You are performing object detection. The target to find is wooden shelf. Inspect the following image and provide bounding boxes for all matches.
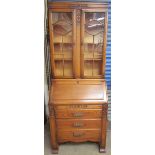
[84,58,102,61]
[84,42,103,44]
[53,36,72,43]
[53,52,72,60]
[83,52,102,60]
[53,76,74,79]
[84,36,103,44]
[54,42,73,44]
[83,42,103,44]
[83,75,103,78]
[54,58,72,61]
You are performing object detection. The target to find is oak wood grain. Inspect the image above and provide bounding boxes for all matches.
[48,1,109,154]
[54,104,102,110]
[56,118,101,130]
[55,109,102,119]
[57,129,101,143]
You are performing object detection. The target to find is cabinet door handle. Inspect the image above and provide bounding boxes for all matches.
[73,112,83,117]
[73,132,85,137]
[73,122,84,127]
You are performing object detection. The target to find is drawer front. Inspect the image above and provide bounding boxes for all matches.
[55,109,102,119]
[55,104,102,110]
[56,119,101,130]
[57,129,100,143]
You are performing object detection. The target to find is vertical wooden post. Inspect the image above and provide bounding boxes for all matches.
[80,10,85,78]
[49,105,59,154]
[72,9,76,78]
[75,9,81,78]
[99,103,108,153]
[102,11,108,78]
[48,11,56,78]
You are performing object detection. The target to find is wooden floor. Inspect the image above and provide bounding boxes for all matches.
[44,121,111,155]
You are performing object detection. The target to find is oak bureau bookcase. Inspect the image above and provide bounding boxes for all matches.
[48,1,108,153]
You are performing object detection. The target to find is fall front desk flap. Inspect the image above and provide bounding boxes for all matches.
[50,79,107,102]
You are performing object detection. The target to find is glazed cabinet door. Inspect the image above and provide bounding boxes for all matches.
[49,9,76,78]
[81,9,108,78]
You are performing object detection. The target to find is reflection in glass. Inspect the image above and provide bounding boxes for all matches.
[52,13,72,43]
[84,12,105,77]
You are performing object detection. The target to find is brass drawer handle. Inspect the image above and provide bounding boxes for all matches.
[73,122,84,127]
[73,112,83,117]
[73,132,85,137]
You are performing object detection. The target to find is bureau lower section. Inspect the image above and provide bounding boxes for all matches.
[49,104,108,154]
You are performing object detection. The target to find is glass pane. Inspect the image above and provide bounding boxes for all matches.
[83,12,105,77]
[64,61,73,76]
[85,13,104,37]
[51,12,73,77]
[93,60,102,76]
[55,60,73,77]
[84,60,102,76]
[84,60,93,76]
[52,13,72,43]
[55,60,63,76]
[54,43,72,60]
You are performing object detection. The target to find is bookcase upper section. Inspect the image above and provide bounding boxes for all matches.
[48,2,108,79]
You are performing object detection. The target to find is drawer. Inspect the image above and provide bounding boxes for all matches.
[55,109,102,119]
[57,129,100,143]
[54,104,102,110]
[56,119,101,129]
